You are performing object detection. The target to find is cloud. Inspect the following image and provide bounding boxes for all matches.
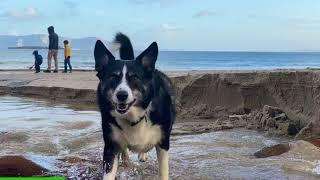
[193,10,219,18]
[160,23,182,32]
[0,7,40,20]
[63,0,78,15]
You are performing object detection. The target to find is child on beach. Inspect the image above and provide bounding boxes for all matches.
[29,50,43,73]
[63,40,72,73]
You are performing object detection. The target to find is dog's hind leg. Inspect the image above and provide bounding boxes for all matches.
[138,152,148,162]
[121,148,129,166]
[156,146,169,180]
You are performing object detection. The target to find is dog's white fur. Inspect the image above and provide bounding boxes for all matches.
[138,152,148,162]
[111,113,162,153]
[103,155,119,180]
[157,146,169,180]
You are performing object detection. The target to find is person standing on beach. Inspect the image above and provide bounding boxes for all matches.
[44,26,59,73]
[63,40,72,73]
[29,50,43,73]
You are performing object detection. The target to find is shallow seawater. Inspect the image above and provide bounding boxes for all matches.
[0,96,319,179]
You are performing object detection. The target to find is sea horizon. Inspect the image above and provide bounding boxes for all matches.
[1,49,320,71]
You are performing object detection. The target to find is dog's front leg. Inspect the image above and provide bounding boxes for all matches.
[103,154,119,180]
[103,145,120,180]
[156,145,169,180]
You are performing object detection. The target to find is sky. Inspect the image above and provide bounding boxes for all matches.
[0,0,320,51]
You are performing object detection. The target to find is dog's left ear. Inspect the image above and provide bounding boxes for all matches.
[136,42,158,71]
[94,40,115,72]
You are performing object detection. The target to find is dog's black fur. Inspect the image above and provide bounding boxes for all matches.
[114,33,134,60]
[94,33,175,178]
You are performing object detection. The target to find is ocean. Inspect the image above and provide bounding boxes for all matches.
[1,49,320,71]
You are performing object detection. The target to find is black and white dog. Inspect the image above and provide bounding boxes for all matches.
[94,33,175,180]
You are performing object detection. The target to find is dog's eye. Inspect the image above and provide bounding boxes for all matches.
[108,73,119,80]
[129,74,140,80]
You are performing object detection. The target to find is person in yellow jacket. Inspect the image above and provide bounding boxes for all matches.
[63,40,72,73]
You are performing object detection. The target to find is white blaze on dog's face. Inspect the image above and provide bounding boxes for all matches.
[111,65,136,114]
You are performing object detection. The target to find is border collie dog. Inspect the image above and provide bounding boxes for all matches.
[94,33,175,180]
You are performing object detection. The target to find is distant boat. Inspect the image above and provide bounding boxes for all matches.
[8,46,63,49]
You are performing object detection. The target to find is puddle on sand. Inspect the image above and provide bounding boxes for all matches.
[0,96,319,179]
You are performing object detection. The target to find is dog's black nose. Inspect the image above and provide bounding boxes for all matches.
[116,91,128,102]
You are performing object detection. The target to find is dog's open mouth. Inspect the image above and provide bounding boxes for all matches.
[115,99,136,114]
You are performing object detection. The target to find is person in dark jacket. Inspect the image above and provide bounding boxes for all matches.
[29,50,43,73]
[44,26,59,73]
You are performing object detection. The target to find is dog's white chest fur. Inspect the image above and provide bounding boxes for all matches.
[111,115,162,153]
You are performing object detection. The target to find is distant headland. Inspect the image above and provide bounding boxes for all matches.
[8,46,63,49]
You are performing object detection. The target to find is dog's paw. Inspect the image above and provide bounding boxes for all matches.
[138,153,148,162]
[120,150,130,167]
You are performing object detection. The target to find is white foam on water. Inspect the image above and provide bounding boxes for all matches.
[312,160,320,175]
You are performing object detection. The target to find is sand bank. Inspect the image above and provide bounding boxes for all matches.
[0,69,319,138]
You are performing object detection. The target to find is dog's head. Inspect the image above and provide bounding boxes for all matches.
[94,34,158,119]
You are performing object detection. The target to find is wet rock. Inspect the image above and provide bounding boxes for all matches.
[262,105,283,118]
[287,123,299,135]
[254,143,290,158]
[0,156,48,176]
[275,122,299,136]
[305,139,320,148]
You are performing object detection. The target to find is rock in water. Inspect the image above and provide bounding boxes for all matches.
[305,139,320,148]
[254,143,290,158]
[0,156,48,176]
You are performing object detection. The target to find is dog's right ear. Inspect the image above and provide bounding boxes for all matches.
[94,40,115,72]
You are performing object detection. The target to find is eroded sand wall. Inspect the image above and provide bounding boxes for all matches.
[172,71,320,137]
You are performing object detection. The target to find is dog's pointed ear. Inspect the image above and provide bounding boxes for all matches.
[94,40,115,71]
[136,42,158,71]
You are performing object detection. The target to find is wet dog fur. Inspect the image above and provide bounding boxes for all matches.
[94,33,175,180]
